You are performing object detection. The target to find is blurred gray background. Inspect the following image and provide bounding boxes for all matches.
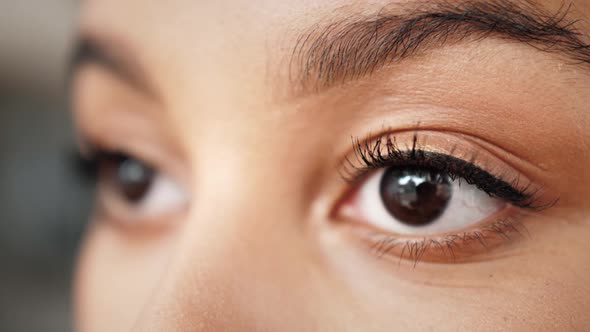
[0,1,91,331]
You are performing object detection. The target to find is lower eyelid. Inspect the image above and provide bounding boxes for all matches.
[330,130,561,265]
[343,210,531,264]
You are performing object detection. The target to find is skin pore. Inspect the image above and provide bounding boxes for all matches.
[71,0,590,331]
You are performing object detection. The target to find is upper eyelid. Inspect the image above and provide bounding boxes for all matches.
[339,131,556,210]
[351,150,530,204]
[78,138,190,186]
[338,130,532,181]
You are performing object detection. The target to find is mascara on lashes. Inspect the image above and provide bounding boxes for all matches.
[341,133,548,210]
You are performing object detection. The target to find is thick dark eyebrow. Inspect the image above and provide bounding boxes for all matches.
[292,0,590,93]
[68,36,156,97]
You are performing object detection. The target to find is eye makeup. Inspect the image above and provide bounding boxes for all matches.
[340,131,554,210]
[334,130,558,264]
[359,213,532,265]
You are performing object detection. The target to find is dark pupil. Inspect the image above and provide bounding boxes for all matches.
[108,156,154,203]
[379,168,452,226]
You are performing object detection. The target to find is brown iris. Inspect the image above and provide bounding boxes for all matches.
[103,155,155,203]
[379,168,452,226]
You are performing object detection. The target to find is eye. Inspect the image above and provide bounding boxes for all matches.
[334,132,554,263]
[348,166,506,236]
[92,152,189,224]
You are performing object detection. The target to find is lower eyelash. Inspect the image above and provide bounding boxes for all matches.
[365,214,530,266]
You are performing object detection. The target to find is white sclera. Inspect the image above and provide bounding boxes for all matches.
[356,168,504,235]
[132,174,189,217]
[102,168,189,223]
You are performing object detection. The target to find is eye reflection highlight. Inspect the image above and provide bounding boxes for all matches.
[379,168,452,227]
[333,131,553,263]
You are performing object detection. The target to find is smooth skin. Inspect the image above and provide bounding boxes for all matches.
[72,0,590,331]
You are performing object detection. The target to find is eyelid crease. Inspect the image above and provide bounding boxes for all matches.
[357,126,550,175]
[451,131,551,173]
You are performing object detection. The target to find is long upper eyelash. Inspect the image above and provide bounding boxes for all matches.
[341,132,552,210]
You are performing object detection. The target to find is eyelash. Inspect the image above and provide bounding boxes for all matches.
[339,131,557,264]
[365,214,529,266]
[341,132,549,210]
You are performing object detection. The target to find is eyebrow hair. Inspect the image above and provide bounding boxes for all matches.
[69,36,156,97]
[292,0,590,93]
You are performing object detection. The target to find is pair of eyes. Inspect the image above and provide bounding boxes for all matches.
[93,151,505,239]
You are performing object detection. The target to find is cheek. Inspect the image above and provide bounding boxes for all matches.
[74,221,176,331]
[321,215,590,331]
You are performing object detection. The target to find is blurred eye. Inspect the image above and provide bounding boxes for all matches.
[94,152,189,224]
[348,167,505,236]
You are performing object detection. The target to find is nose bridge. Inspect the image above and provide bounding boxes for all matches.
[133,154,314,331]
[131,36,330,326]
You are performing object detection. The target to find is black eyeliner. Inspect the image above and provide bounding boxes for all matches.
[342,133,547,210]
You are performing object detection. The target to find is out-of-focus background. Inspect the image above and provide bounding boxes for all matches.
[0,1,91,331]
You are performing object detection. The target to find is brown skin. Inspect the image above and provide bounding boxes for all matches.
[72,0,590,331]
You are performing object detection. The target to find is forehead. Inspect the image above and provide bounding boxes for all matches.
[77,0,587,104]
[77,1,289,102]
[78,0,364,59]
[76,0,384,109]
[79,0,386,29]
[77,0,388,82]
[78,0,579,43]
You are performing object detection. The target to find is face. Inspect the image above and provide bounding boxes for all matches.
[71,0,590,330]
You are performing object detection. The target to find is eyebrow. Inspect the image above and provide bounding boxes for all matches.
[69,36,156,97]
[292,0,590,93]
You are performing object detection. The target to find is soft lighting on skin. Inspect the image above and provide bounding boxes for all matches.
[71,0,590,330]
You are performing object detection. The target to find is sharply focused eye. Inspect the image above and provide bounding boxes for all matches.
[335,132,550,263]
[91,152,189,224]
[349,166,505,236]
